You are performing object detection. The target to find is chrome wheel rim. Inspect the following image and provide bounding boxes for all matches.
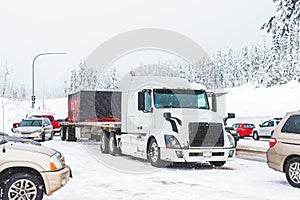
[289,162,300,184]
[109,136,114,152]
[100,135,105,150]
[8,179,37,200]
[150,142,159,162]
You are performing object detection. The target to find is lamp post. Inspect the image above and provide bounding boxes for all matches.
[31,52,67,109]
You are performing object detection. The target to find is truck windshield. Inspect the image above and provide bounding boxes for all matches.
[153,89,209,109]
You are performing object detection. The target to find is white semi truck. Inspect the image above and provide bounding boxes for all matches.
[61,75,235,167]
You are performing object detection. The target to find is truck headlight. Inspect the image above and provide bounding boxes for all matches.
[15,131,20,134]
[227,134,235,148]
[50,152,63,170]
[164,135,181,149]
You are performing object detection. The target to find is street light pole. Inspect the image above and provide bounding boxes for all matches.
[31,52,67,109]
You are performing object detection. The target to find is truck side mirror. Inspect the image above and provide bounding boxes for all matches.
[138,92,145,111]
[227,113,235,119]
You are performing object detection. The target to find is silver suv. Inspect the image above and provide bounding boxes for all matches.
[267,111,300,188]
[13,118,53,141]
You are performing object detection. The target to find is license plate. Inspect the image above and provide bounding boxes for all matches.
[203,151,212,157]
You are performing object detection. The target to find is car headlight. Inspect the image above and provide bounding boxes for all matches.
[33,129,42,134]
[50,152,63,170]
[227,134,235,148]
[15,131,20,134]
[164,135,181,148]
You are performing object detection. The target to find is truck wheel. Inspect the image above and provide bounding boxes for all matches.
[209,161,226,167]
[2,172,44,200]
[108,132,120,156]
[147,138,168,168]
[285,157,300,188]
[253,131,259,140]
[100,131,109,154]
[61,126,66,141]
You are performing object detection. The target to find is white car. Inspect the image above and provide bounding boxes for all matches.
[14,118,53,141]
[252,118,281,140]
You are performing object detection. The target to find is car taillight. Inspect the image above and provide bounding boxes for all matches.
[269,138,277,148]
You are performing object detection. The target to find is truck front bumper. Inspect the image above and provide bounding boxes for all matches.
[160,147,235,163]
[41,165,72,196]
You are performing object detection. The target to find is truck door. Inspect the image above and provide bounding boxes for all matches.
[131,89,153,155]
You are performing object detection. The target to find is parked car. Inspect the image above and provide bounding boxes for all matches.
[267,111,300,188]
[0,138,71,199]
[232,123,255,138]
[0,132,41,145]
[251,118,282,140]
[13,118,53,141]
[29,114,61,133]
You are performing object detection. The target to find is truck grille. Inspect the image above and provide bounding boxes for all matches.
[189,122,224,147]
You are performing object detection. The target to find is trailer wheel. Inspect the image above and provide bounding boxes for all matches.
[61,126,66,141]
[66,126,76,142]
[109,132,121,156]
[100,131,109,154]
[147,138,168,168]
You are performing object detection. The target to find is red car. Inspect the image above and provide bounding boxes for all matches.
[232,123,255,138]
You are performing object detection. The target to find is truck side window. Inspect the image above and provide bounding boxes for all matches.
[138,90,152,112]
[144,91,152,112]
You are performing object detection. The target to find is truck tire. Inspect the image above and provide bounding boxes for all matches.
[66,126,76,142]
[108,132,120,156]
[253,131,259,140]
[2,172,44,200]
[285,157,300,188]
[209,161,226,167]
[61,126,66,141]
[147,138,168,168]
[100,131,109,154]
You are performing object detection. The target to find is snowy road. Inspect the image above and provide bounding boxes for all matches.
[43,137,299,200]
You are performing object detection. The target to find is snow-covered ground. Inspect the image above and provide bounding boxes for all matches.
[41,137,299,200]
[0,81,300,199]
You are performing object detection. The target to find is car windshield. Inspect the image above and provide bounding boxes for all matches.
[19,120,42,127]
[153,89,209,109]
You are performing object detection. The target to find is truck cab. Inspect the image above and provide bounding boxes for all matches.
[117,76,235,167]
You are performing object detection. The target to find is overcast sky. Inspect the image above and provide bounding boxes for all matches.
[0,0,275,97]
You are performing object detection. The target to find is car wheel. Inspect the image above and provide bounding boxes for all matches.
[41,132,45,142]
[108,132,120,156]
[253,131,259,140]
[49,132,53,140]
[209,161,226,167]
[2,172,44,200]
[285,157,300,188]
[147,138,169,168]
[100,131,109,154]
